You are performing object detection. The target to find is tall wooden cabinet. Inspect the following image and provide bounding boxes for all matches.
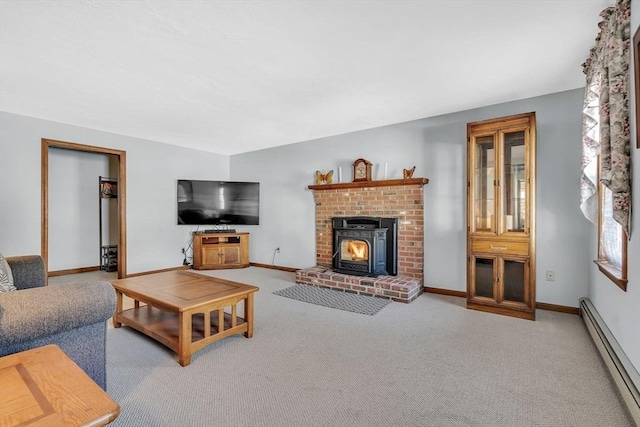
[467,112,536,320]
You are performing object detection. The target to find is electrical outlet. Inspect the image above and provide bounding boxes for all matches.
[545,270,555,281]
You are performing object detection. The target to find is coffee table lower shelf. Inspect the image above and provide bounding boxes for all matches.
[111,270,258,366]
[116,305,250,366]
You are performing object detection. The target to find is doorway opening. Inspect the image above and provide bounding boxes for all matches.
[41,139,127,279]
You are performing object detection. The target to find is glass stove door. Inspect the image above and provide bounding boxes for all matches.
[341,239,369,261]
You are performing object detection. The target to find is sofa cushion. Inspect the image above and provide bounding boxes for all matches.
[0,253,17,292]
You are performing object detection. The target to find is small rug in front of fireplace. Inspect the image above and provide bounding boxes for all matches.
[273,285,391,316]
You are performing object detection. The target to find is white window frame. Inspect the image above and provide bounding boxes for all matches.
[595,157,628,291]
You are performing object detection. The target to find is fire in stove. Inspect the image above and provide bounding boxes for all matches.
[344,240,368,261]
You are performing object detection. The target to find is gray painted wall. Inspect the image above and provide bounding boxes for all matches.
[232,89,590,306]
[1,84,636,374]
[0,111,230,273]
[232,87,639,372]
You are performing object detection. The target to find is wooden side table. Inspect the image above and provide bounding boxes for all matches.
[0,345,120,426]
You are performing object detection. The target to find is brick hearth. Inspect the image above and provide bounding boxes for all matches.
[296,266,422,303]
[299,178,429,303]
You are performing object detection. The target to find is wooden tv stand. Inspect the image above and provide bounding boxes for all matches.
[192,232,249,270]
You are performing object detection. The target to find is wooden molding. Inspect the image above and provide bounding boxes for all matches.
[536,302,580,316]
[125,264,298,279]
[124,265,190,278]
[250,262,298,273]
[48,266,99,277]
[126,264,299,277]
[424,287,466,298]
[308,177,428,191]
[425,286,579,315]
[42,138,127,279]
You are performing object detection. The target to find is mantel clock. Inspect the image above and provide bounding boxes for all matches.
[352,158,372,182]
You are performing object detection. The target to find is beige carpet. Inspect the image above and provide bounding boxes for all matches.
[62,267,635,426]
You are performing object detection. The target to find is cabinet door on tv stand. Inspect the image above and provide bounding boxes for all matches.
[202,246,223,267]
[220,246,241,266]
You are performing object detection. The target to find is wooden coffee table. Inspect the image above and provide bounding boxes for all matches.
[0,345,120,426]
[111,270,259,366]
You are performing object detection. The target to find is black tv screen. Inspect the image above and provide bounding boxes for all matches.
[177,180,259,225]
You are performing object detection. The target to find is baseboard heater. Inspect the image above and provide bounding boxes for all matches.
[580,298,640,424]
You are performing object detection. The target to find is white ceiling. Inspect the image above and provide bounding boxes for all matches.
[0,0,610,155]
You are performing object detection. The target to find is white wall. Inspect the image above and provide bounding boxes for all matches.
[0,111,230,273]
[586,1,640,374]
[232,89,590,308]
[49,148,109,270]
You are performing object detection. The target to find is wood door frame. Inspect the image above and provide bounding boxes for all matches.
[41,139,127,278]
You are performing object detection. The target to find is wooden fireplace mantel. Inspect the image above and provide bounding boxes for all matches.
[308,177,428,191]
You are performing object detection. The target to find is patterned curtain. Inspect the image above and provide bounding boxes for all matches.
[580,0,631,237]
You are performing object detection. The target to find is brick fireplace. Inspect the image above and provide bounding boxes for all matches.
[296,178,429,303]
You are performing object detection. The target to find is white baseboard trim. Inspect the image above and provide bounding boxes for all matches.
[579,298,640,425]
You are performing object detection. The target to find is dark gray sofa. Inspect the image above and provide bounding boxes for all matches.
[0,255,116,390]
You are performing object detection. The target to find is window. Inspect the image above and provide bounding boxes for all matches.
[580,0,631,292]
[595,176,628,291]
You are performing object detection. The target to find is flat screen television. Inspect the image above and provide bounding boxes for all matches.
[177,180,260,225]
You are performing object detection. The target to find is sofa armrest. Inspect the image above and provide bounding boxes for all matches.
[6,256,46,290]
[0,281,116,348]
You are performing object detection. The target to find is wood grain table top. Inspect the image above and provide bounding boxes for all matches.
[111,270,259,311]
[0,345,120,427]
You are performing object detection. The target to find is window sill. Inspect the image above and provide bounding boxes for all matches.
[594,260,628,291]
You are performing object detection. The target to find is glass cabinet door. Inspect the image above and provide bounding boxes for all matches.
[502,131,527,233]
[472,135,496,233]
[500,257,527,304]
[471,256,528,305]
[471,255,497,301]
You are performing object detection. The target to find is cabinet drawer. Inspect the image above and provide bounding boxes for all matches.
[471,239,529,256]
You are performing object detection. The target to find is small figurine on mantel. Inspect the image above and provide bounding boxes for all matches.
[403,166,416,179]
[315,170,334,185]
